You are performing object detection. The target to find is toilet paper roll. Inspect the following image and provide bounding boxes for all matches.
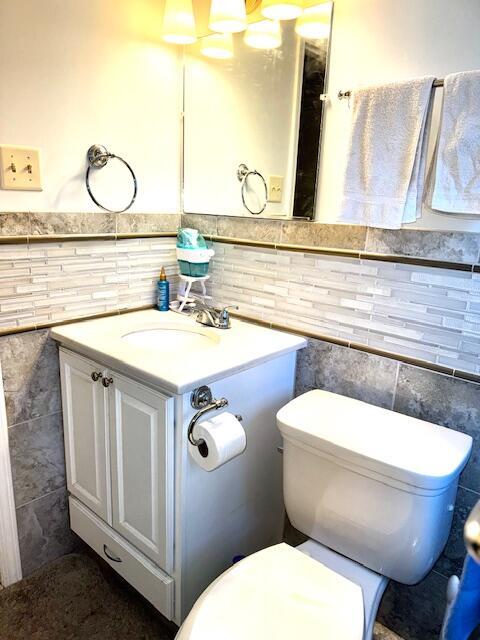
[188,411,246,472]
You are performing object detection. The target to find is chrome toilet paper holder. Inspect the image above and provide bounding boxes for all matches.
[188,385,242,452]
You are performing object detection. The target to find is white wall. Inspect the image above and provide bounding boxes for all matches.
[0,0,182,213]
[316,0,480,231]
[183,22,302,218]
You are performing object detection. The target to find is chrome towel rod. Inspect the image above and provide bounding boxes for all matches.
[338,78,445,100]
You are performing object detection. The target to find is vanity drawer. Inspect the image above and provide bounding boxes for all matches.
[69,496,174,620]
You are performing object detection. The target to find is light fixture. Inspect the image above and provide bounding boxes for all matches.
[200,33,234,59]
[261,0,303,21]
[295,2,331,39]
[209,0,247,33]
[161,0,197,44]
[243,19,282,49]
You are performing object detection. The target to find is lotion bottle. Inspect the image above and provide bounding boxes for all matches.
[157,266,170,311]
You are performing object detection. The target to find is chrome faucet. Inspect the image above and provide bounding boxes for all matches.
[194,302,238,329]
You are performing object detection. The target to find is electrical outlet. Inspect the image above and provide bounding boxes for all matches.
[268,175,283,203]
[0,146,42,191]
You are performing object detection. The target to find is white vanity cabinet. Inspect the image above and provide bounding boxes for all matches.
[59,348,175,619]
[53,309,306,626]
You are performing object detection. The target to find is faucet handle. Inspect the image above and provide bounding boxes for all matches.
[219,305,238,328]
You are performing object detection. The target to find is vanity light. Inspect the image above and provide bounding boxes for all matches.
[243,19,282,49]
[295,2,331,39]
[162,0,197,44]
[200,33,234,59]
[261,0,303,21]
[209,0,247,33]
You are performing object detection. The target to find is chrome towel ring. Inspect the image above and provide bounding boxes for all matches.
[237,163,268,215]
[85,144,138,213]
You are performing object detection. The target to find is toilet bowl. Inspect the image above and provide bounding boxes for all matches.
[176,390,472,640]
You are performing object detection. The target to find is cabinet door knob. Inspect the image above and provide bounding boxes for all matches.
[102,377,114,388]
[91,371,102,382]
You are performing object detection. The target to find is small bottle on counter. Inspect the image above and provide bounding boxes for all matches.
[157,266,170,311]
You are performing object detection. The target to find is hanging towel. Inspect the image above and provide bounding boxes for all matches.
[428,69,480,214]
[441,554,480,640]
[337,77,435,229]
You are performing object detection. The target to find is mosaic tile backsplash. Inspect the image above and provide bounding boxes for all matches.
[0,237,177,329]
[209,242,480,375]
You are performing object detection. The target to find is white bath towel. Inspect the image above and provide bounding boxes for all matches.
[428,70,480,214]
[337,77,435,229]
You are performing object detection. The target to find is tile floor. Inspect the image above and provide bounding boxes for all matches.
[0,553,403,640]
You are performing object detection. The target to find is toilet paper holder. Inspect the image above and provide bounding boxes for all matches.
[188,385,242,449]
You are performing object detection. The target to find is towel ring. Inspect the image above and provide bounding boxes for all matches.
[85,144,138,213]
[237,163,268,216]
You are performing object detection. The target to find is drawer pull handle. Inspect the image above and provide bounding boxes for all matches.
[91,371,103,382]
[103,544,122,563]
[102,377,114,388]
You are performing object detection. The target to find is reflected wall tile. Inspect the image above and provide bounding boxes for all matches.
[295,337,398,409]
[393,365,480,490]
[280,221,366,249]
[16,487,75,577]
[9,412,66,507]
[0,329,61,426]
[366,228,480,264]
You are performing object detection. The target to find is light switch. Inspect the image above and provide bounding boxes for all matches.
[0,146,42,191]
[268,175,283,203]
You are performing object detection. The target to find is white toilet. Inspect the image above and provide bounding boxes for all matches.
[176,390,472,640]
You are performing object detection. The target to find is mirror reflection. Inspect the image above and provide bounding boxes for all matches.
[183,3,333,220]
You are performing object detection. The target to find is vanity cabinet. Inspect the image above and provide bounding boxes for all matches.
[53,309,306,626]
[59,348,175,616]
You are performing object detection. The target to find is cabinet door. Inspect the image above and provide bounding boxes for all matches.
[59,349,110,522]
[109,373,174,573]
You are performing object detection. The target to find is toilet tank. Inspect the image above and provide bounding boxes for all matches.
[277,390,472,585]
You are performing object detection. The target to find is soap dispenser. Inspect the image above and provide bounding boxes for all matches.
[157,266,170,311]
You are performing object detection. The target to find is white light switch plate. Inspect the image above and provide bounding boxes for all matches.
[268,175,283,203]
[0,146,42,191]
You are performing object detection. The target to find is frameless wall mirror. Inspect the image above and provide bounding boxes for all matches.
[183,1,333,220]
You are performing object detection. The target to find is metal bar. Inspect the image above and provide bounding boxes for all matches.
[338,78,445,100]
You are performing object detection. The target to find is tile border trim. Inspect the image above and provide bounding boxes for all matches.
[0,231,476,272]
[1,304,478,386]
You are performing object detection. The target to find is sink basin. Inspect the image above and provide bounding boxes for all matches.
[122,325,219,353]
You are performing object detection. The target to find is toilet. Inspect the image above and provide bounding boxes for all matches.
[176,390,472,640]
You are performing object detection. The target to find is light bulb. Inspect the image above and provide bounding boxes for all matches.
[162,0,197,44]
[244,20,282,49]
[295,3,331,39]
[261,0,303,21]
[200,33,234,59]
[209,0,247,33]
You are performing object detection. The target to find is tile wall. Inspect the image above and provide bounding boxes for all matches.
[0,237,177,331]
[209,242,480,376]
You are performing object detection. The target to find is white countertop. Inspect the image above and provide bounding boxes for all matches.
[51,310,306,394]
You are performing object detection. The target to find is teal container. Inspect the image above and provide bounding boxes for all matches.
[157,266,169,311]
[178,260,209,277]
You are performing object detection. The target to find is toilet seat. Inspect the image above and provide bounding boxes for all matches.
[175,543,364,640]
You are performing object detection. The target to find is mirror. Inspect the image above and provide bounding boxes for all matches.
[183,4,333,220]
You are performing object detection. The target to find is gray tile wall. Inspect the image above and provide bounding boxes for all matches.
[296,337,480,640]
[0,329,75,577]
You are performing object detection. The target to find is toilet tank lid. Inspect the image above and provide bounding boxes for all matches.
[277,390,472,491]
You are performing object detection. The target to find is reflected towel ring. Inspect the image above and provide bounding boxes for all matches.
[237,163,268,216]
[85,144,138,213]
